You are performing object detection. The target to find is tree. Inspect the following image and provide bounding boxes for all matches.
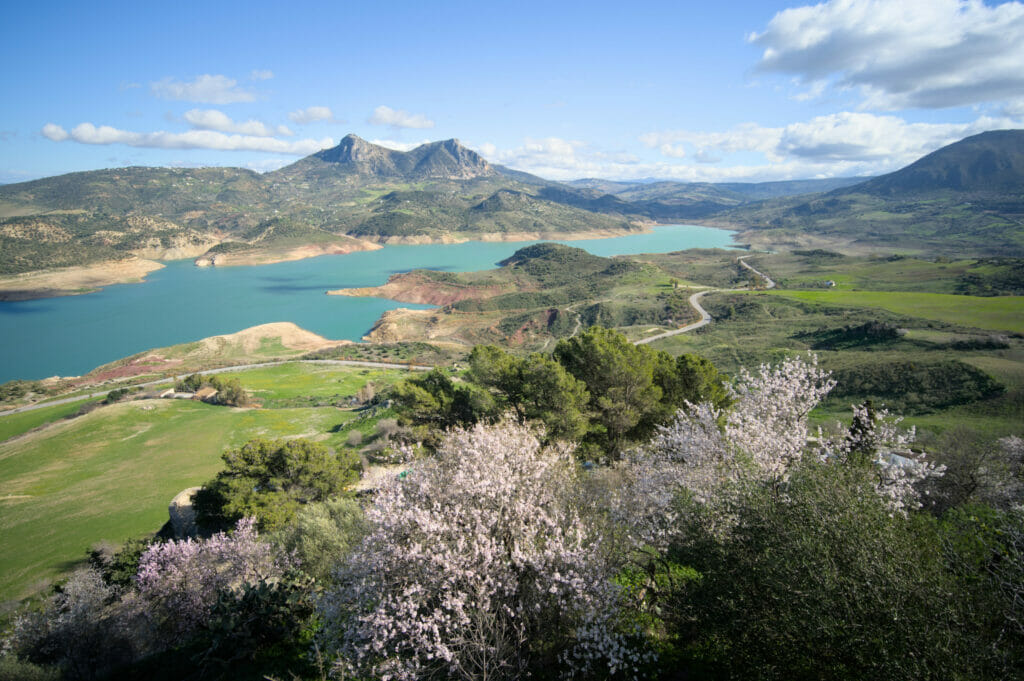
[319,421,642,681]
[554,327,666,458]
[391,367,497,432]
[667,461,972,681]
[135,518,294,645]
[468,345,590,441]
[193,439,359,531]
[269,497,369,582]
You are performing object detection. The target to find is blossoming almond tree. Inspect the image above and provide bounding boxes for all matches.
[320,421,643,681]
[136,517,294,643]
[615,355,943,549]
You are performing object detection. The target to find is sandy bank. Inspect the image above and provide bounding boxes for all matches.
[194,239,381,267]
[328,271,514,305]
[0,258,165,301]
[364,226,650,246]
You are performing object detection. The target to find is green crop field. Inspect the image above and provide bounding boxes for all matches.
[229,363,408,406]
[763,290,1024,334]
[0,398,98,443]
[0,362,405,606]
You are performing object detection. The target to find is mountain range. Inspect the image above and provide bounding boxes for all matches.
[714,130,1024,255]
[1,130,1022,276]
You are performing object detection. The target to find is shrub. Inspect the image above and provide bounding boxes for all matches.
[320,421,644,680]
[193,438,359,531]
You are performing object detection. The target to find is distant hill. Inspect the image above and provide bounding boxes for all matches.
[855,130,1024,196]
[3,130,1022,276]
[567,176,871,220]
[0,137,637,276]
[717,130,1024,256]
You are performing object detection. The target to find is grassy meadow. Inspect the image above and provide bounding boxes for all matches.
[0,362,397,607]
[765,290,1024,335]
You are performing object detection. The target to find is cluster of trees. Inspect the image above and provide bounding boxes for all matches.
[4,343,1023,680]
[173,373,248,407]
[393,327,729,458]
[193,438,361,532]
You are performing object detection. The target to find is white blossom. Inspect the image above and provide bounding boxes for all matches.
[320,421,644,680]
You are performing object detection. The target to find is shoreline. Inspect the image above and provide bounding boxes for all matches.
[0,258,165,302]
[1,223,740,302]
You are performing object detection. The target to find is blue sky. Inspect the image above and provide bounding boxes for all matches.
[2,0,1022,183]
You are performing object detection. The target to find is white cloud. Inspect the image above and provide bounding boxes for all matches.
[482,112,1022,182]
[474,137,643,180]
[43,122,333,155]
[369,105,435,129]
[150,74,255,104]
[183,109,292,137]
[750,0,1024,110]
[41,123,69,141]
[250,69,274,81]
[641,112,1024,171]
[640,123,784,161]
[289,106,334,124]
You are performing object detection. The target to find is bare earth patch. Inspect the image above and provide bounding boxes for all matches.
[328,271,515,305]
[194,239,382,267]
[0,257,165,301]
[199,322,351,354]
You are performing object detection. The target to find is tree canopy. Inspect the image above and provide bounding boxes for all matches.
[193,438,360,531]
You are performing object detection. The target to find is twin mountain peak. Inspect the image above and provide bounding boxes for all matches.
[287,135,496,181]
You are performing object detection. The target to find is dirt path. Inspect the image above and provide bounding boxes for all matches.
[633,254,774,346]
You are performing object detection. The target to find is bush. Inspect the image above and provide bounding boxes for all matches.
[319,421,643,680]
[269,498,368,582]
[667,462,972,681]
[193,439,360,531]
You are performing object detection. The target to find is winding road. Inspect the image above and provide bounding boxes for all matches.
[634,255,774,346]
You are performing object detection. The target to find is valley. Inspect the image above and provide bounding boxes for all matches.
[1,127,1022,677]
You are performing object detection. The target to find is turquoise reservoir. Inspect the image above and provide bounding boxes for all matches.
[0,225,737,382]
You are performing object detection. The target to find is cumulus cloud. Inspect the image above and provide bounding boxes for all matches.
[645,112,1022,165]
[41,123,69,141]
[183,109,291,137]
[250,69,274,80]
[151,74,255,104]
[749,0,1024,110]
[42,122,333,155]
[474,137,644,180]
[640,123,784,161]
[479,111,1021,182]
[369,105,435,129]
[289,106,334,124]
[640,112,1023,178]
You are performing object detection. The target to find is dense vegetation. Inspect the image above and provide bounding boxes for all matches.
[3,348,1021,681]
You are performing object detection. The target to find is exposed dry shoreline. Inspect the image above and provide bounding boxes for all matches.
[194,239,382,267]
[363,225,653,246]
[2,223,735,302]
[0,258,165,302]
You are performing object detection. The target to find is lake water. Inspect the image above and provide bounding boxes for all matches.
[0,225,737,382]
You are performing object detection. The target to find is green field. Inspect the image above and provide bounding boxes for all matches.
[229,363,408,407]
[0,398,98,443]
[0,362,392,607]
[764,290,1024,334]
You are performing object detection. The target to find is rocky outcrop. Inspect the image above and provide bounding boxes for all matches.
[168,486,202,538]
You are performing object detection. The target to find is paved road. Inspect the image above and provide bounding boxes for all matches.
[0,359,434,417]
[635,289,714,345]
[633,254,774,346]
[738,255,776,289]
